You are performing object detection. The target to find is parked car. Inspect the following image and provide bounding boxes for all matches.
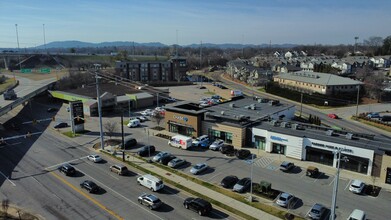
[127,119,141,128]
[152,152,171,163]
[192,135,210,147]
[123,137,137,149]
[110,164,128,175]
[235,149,251,159]
[308,203,326,220]
[160,155,177,165]
[80,180,100,193]
[367,112,380,119]
[136,116,147,122]
[168,158,187,168]
[141,109,153,116]
[220,145,234,154]
[190,163,208,175]
[54,122,68,129]
[137,145,156,157]
[138,193,162,210]
[327,113,339,119]
[220,175,239,189]
[209,139,224,151]
[58,164,76,176]
[233,177,251,193]
[280,161,295,172]
[183,197,212,216]
[347,209,366,220]
[306,166,320,177]
[349,179,365,194]
[276,192,295,208]
[87,154,103,163]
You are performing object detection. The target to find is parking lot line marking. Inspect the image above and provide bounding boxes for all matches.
[314,173,323,183]
[0,171,16,186]
[50,172,124,220]
[329,177,335,186]
[345,179,352,191]
[300,172,307,178]
[207,172,222,182]
[45,156,87,170]
[76,167,165,220]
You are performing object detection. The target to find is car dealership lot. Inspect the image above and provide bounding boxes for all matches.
[125,125,391,220]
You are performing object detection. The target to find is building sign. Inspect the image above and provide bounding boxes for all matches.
[71,101,84,125]
[312,142,353,153]
[173,115,188,122]
[270,135,288,142]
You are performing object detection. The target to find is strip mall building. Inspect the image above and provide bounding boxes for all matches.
[164,96,391,183]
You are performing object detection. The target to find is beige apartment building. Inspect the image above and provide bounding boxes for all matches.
[273,71,363,95]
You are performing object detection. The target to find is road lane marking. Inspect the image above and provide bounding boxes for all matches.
[50,172,124,220]
[0,171,16,186]
[45,156,87,170]
[76,167,164,220]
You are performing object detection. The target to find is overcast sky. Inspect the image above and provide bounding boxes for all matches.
[0,0,390,48]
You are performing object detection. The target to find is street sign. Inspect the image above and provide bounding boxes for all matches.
[21,68,32,73]
[40,68,51,73]
[71,101,84,125]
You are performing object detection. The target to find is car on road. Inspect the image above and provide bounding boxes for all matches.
[209,139,224,151]
[280,161,295,172]
[54,122,68,129]
[276,192,295,208]
[47,107,58,113]
[137,145,156,157]
[190,163,208,175]
[110,164,128,175]
[80,180,100,193]
[152,151,171,163]
[138,193,162,210]
[327,113,339,119]
[160,155,176,165]
[349,179,365,194]
[183,197,212,216]
[235,149,251,159]
[233,177,251,193]
[87,154,103,163]
[308,203,326,220]
[168,158,187,168]
[58,164,76,176]
[220,175,239,189]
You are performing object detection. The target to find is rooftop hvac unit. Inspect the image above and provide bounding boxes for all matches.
[270,120,278,126]
[221,111,225,115]
[244,106,250,109]
[280,122,288,128]
[291,124,298,130]
[326,130,334,136]
[346,133,354,140]
[251,106,256,110]
[229,103,235,108]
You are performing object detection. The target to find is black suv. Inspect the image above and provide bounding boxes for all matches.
[235,149,251,159]
[280,161,295,172]
[58,164,76,176]
[123,137,137,149]
[183,197,212,216]
[80,180,100,193]
[160,155,176,165]
[220,145,234,155]
[137,145,156,157]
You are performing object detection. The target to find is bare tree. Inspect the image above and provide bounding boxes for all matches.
[103,120,117,140]
[2,198,9,217]
[151,112,164,128]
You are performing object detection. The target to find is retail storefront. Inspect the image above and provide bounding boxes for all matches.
[164,106,205,138]
[252,126,375,176]
[202,121,245,148]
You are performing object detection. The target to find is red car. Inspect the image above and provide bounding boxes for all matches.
[327,114,338,119]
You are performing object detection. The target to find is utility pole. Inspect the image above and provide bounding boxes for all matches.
[355,85,360,117]
[156,93,159,108]
[121,111,125,161]
[94,66,104,150]
[200,40,203,87]
[249,153,255,202]
[15,24,21,71]
[43,24,47,54]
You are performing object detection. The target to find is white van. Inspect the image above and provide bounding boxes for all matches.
[137,174,164,192]
[168,135,193,149]
[230,90,243,97]
[127,119,140,128]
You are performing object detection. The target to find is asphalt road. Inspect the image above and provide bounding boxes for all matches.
[0,99,235,220]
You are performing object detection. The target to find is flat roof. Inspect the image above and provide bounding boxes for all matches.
[206,97,295,122]
[164,101,209,115]
[254,121,391,153]
[63,83,141,98]
[274,71,364,86]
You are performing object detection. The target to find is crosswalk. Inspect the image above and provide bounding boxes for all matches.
[254,157,275,168]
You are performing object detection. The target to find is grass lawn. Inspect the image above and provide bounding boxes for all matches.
[0,78,17,92]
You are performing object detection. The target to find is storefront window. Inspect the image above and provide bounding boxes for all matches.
[340,154,369,174]
[306,147,334,166]
[254,136,266,150]
[208,129,232,144]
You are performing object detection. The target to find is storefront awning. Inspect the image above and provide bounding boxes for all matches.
[168,121,194,128]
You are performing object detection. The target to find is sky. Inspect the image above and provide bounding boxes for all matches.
[0,0,390,48]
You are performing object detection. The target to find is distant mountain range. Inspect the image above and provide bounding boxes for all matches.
[33,40,297,49]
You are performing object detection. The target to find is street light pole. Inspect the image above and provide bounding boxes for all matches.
[15,24,21,71]
[95,69,105,150]
[249,153,255,202]
[330,149,348,220]
[42,24,47,54]
[355,85,360,117]
[121,111,125,161]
